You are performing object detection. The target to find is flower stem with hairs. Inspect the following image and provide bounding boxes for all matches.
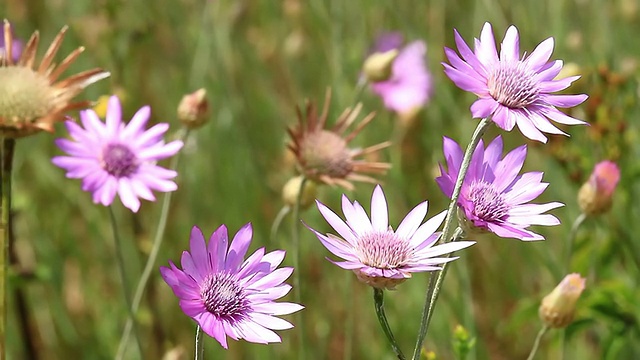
[374,288,406,360]
[412,117,492,359]
[195,325,204,360]
[564,213,587,273]
[108,206,143,358]
[527,325,549,360]
[292,176,307,360]
[0,138,16,357]
[116,128,190,359]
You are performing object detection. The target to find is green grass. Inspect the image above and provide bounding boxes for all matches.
[3,0,640,358]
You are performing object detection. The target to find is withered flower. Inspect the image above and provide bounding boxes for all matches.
[287,90,391,190]
[0,20,109,138]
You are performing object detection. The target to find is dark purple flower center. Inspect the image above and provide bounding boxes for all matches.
[101,143,138,177]
[488,62,539,109]
[200,273,250,320]
[467,180,510,222]
[355,231,412,269]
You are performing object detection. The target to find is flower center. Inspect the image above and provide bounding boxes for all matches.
[200,273,250,320]
[300,130,353,179]
[487,62,539,109]
[101,143,139,177]
[0,67,54,124]
[467,181,510,222]
[355,231,412,269]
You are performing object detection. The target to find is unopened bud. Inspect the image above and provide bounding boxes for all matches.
[282,176,317,210]
[363,49,398,83]
[178,88,209,129]
[452,325,475,359]
[578,160,620,216]
[539,273,586,328]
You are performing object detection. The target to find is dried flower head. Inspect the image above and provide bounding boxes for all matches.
[578,160,620,215]
[306,185,475,290]
[287,90,391,190]
[443,22,588,142]
[0,20,109,138]
[539,273,586,328]
[161,224,304,348]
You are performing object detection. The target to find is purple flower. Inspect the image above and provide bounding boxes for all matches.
[371,36,433,114]
[160,224,303,349]
[0,23,23,62]
[307,185,475,290]
[443,22,588,143]
[52,96,183,212]
[436,136,563,241]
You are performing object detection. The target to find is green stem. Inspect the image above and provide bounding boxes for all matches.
[564,213,587,274]
[526,325,549,360]
[291,176,307,360]
[373,288,406,360]
[412,117,492,360]
[269,205,290,245]
[108,206,143,359]
[194,325,204,360]
[116,128,190,359]
[344,272,354,360]
[0,138,15,358]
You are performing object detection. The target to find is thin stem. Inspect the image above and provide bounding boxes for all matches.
[108,207,143,358]
[564,213,587,274]
[412,116,492,360]
[0,138,15,359]
[291,176,307,360]
[526,325,549,360]
[373,288,406,360]
[116,128,190,359]
[194,325,204,360]
[269,205,290,245]
[344,272,354,360]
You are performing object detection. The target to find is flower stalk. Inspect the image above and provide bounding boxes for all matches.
[291,176,307,360]
[195,325,204,360]
[374,288,406,360]
[412,117,492,359]
[526,325,549,360]
[0,138,16,357]
[116,128,190,359]
[108,206,143,359]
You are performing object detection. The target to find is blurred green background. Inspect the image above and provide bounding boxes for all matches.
[2,0,640,359]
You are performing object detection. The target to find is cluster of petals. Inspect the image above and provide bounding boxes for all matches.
[443,22,588,142]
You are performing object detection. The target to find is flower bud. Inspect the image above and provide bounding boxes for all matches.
[362,49,398,83]
[282,176,317,210]
[539,273,586,328]
[452,324,475,359]
[177,88,209,129]
[578,160,620,216]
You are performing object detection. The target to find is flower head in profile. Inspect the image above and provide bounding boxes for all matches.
[1,22,23,62]
[307,185,475,290]
[436,136,562,241]
[539,273,586,328]
[52,96,183,212]
[578,160,620,215]
[287,89,391,190]
[443,22,588,142]
[0,20,109,138]
[370,33,433,115]
[160,224,303,349]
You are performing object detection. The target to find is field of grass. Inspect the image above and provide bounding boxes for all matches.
[2,0,640,359]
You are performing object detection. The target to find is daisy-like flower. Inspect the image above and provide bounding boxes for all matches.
[306,185,475,290]
[287,89,391,190]
[52,96,183,212]
[436,135,563,241]
[443,22,588,143]
[370,34,433,115]
[0,20,109,138]
[160,224,304,348]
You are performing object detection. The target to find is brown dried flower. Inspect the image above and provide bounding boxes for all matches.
[287,90,391,190]
[0,20,109,138]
